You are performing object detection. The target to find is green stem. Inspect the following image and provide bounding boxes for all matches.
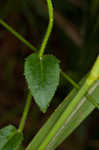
[61,71,79,89]
[39,0,54,59]
[61,70,99,110]
[0,19,37,52]
[18,92,32,132]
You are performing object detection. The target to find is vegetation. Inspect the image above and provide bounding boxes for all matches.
[0,0,99,150]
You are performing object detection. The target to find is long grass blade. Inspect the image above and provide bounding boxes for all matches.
[26,77,99,150]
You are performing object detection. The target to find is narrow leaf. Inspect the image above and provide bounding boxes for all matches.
[46,81,99,150]
[26,77,99,150]
[24,53,60,113]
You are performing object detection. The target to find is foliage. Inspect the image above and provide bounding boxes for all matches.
[24,53,60,112]
[0,0,99,150]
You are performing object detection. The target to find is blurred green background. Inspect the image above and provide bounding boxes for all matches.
[0,0,99,149]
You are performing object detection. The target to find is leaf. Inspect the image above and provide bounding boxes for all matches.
[26,76,99,150]
[46,81,99,150]
[24,53,60,113]
[0,125,16,149]
[0,125,23,150]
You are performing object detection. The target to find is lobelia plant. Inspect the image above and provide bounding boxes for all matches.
[0,0,99,150]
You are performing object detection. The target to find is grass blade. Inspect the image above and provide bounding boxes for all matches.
[26,77,99,150]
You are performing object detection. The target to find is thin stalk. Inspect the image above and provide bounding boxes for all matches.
[39,0,54,59]
[18,92,32,132]
[61,70,99,110]
[38,56,99,150]
[0,19,37,52]
[61,71,79,89]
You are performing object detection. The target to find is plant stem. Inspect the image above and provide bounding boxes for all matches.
[18,92,32,132]
[0,19,37,52]
[38,56,99,150]
[61,70,79,89]
[61,70,99,110]
[39,0,54,59]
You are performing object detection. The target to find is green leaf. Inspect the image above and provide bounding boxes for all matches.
[0,125,23,150]
[24,53,60,113]
[26,77,99,150]
[0,125,16,149]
